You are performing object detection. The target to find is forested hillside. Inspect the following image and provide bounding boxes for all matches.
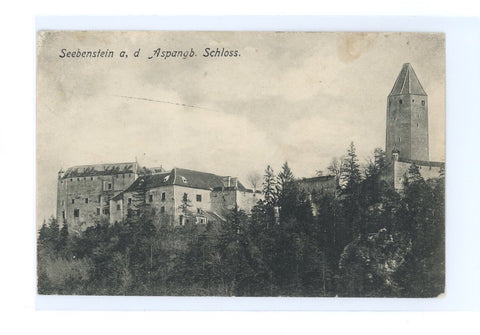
[37,144,444,297]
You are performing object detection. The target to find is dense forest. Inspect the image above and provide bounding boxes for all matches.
[37,143,445,297]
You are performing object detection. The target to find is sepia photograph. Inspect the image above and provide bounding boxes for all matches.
[36,31,445,297]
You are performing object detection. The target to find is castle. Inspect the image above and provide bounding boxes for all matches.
[56,163,262,231]
[381,63,444,190]
[55,63,443,230]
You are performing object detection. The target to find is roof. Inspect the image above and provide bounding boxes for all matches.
[296,175,336,184]
[389,63,427,96]
[62,162,137,179]
[113,168,249,200]
[397,158,445,168]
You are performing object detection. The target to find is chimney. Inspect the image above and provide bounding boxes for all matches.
[223,176,231,188]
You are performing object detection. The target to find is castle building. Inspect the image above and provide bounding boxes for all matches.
[382,63,444,190]
[56,162,139,231]
[109,167,262,226]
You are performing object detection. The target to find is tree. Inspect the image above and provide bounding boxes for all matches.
[263,165,277,207]
[339,142,364,239]
[178,193,193,225]
[327,156,344,191]
[247,171,262,192]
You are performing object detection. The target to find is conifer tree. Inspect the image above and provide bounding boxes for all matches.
[263,165,277,207]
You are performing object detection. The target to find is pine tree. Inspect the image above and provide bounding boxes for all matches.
[263,165,277,207]
[340,142,364,239]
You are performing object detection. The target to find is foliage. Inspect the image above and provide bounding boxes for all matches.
[38,144,444,297]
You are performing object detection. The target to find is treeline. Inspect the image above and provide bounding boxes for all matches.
[37,143,444,297]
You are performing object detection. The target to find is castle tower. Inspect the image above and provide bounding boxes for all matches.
[386,63,429,162]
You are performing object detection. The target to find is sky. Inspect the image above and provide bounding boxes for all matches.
[36,31,445,225]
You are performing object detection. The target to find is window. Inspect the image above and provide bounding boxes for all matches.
[85,198,89,204]
[77,178,80,181]
[98,195,101,203]
[74,209,80,218]
[61,200,64,206]
[161,192,166,201]
[70,178,73,182]
[421,100,425,106]
[108,183,112,190]
[62,211,65,219]
[128,198,132,205]
[181,176,187,183]
[417,123,419,128]
[149,194,153,202]
[196,194,202,202]
[399,99,403,104]
[91,177,93,180]
[117,204,121,210]
[83,177,86,181]
[116,175,119,178]
[96,208,100,215]
[398,137,401,142]
[163,175,170,182]
[160,206,165,213]
[103,208,110,215]
[179,215,184,226]
[71,199,75,204]
[197,208,201,214]
[412,99,415,103]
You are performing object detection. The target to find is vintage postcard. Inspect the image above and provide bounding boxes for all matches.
[36,31,445,297]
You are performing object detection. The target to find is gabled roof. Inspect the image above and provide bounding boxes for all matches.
[115,168,249,198]
[389,63,427,96]
[62,162,137,179]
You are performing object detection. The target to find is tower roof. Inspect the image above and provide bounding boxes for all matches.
[389,63,427,96]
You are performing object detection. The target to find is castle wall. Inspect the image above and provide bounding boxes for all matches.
[296,176,336,196]
[211,188,237,217]
[386,94,429,161]
[393,160,443,191]
[236,190,262,214]
[57,172,137,232]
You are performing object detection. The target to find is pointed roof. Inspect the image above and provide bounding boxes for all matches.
[389,63,427,96]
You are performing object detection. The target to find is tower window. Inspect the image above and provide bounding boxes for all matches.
[421,100,425,106]
[74,209,80,218]
[399,99,403,104]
